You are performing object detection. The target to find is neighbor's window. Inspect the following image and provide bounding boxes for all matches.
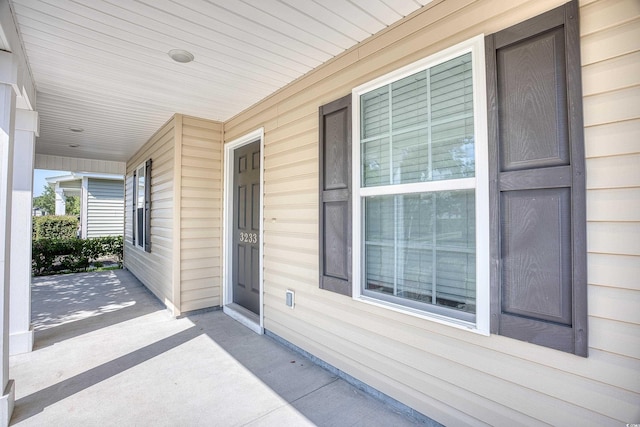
[353,36,489,331]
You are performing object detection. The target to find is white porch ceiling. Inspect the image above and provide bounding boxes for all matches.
[9,0,431,163]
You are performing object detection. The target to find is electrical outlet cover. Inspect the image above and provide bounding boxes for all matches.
[286,290,295,308]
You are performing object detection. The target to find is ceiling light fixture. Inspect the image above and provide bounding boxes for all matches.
[69,127,84,133]
[168,49,194,63]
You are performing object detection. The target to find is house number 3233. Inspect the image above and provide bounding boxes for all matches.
[239,232,258,243]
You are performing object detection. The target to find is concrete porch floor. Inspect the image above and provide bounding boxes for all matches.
[9,270,425,426]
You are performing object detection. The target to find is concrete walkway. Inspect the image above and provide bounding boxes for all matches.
[10,270,424,426]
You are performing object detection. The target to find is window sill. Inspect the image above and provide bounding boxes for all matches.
[355,294,489,336]
[129,242,147,253]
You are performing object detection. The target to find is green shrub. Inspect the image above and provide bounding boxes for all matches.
[60,239,91,272]
[33,216,78,240]
[103,235,124,266]
[32,239,71,275]
[32,235,124,276]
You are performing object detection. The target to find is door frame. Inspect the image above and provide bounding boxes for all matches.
[222,128,264,334]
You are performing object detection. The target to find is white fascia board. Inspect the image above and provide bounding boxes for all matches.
[45,172,124,185]
[73,172,124,180]
[45,175,77,184]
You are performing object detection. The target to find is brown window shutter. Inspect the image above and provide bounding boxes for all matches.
[486,0,587,356]
[144,158,152,253]
[132,170,136,246]
[319,94,352,296]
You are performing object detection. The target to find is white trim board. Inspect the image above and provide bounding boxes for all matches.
[222,128,265,334]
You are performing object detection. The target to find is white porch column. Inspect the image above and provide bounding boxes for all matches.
[9,109,38,355]
[0,50,18,426]
[54,185,66,215]
[80,176,88,238]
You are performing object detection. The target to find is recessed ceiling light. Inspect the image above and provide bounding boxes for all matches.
[168,49,194,63]
[69,144,79,148]
[69,127,84,133]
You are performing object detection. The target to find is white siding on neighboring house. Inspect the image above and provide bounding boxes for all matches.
[86,178,124,238]
[125,117,176,313]
[223,0,640,425]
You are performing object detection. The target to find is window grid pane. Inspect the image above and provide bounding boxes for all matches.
[364,191,476,315]
[361,52,474,188]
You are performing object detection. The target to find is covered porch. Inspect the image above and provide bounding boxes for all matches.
[1,0,638,425]
[10,269,423,426]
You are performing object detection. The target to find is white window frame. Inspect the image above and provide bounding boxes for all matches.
[134,162,146,250]
[351,35,490,335]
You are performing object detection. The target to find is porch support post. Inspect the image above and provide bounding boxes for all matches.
[0,49,18,427]
[80,176,88,238]
[54,185,65,215]
[9,109,38,355]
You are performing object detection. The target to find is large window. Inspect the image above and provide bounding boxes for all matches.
[352,36,489,332]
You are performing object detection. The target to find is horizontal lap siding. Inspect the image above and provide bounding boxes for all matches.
[124,175,133,246]
[223,0,640,425]
[86,179,124,238]
[179,115,223,312]
[580,0,640,418]
[124,117,175,311]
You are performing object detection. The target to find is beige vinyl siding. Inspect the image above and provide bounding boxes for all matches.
[124,174,133,246]
[223,0,640,425]
[179,115,224,312]
[581,0,640,396]
[86,178,124,238]
[124,117,176,313]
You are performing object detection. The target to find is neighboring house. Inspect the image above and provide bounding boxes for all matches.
[46,173,124,238]
[121,1,639,426]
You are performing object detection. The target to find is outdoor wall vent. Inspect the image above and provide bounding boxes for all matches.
[285,290,295,309]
